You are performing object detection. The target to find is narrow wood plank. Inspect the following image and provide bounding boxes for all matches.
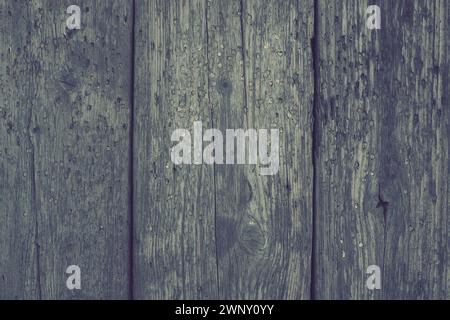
[134,0,218,299]
[0,0,132,299]
[315,0,449,299]
[207,0,314,299]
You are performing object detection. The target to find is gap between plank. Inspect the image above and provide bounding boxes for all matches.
[128,0,136,300]
[310,0,320,300]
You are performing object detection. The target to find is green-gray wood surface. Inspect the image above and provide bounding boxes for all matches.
[0,0,132,299]
[314,0,449,299]
[134,0,218,299]
[208,0,314,299]
[0,0,448,300]
[134,0,314,300]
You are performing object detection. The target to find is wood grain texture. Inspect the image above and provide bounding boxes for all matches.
[315,0,449,299]
[134,0,314,299]
[134,0,218,299]
[0,0,132,299]
[0,0,448,300]
[207,0,314,299]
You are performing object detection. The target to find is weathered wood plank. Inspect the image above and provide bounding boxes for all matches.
[0,0,132,299]
[134,0,218,299]
[315,0,449,299]
[207,0,314,299]
[134,0,314,299]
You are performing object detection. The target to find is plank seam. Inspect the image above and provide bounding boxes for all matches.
[205,0,220,299]
[310,0,320,300]
[128,0,136,300]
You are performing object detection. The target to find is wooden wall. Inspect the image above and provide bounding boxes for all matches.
[0,0,448,299]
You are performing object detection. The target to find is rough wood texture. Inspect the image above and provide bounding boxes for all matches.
[315,0,449,299]
[0,1,132,299]
[207,0,314,299]
[134,0,218,299]
[134,0,314,299]
[0,0,448,300]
